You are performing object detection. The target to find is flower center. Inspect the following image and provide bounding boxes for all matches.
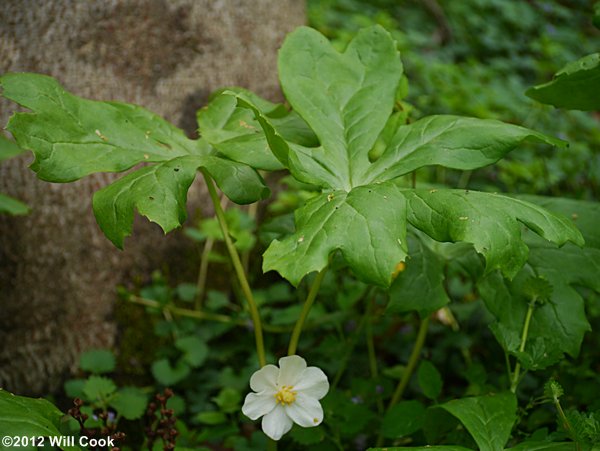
[274,385,297,405]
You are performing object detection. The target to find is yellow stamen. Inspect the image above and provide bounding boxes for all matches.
[274,385,297,405]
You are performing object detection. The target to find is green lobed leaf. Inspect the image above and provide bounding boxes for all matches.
[278,25,403,191]
[1,73,269,248]
[0,390,80,451]
[526,53,600,111]
[108,387,148,420]
[263,183,408,287]
[151,358,191,386]
[387,233,450,316]
[433,392,517,451]
[79,349,116,374]
[228,27,576,287]
[82,376,117,402]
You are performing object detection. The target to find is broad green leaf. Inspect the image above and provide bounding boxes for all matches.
[381,400,426,439]
[279,25,403,191]
[79,348,116,374]
[82,375,117,401]
[404,190,583,279]
[1,73,269,248]
[0,193,29,216]
[387,233,449,316]
[362,115,566,184]
[480,196,599,361]
[197,88,316,171]
[434,392,517,451]
[526,53,600,111]
[0,390,79,451]
[0,134,25,161]
[263,183,408,287]
[152,358,191,386]
[417,360,443,400]
[109,387,148,420]
[224,27,576,287]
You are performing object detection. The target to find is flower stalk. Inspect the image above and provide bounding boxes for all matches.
[202,170,266,367]
[288,267,328,356]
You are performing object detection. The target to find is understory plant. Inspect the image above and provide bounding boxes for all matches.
[1,24,598,451]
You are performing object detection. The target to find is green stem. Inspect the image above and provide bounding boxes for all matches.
[366,297,384,414]
[510,301,535,393]
[553,396,581,451]
[202,171,266,367]
[388,316,430,410]
[194,236,214,309]
[288,267,328,356]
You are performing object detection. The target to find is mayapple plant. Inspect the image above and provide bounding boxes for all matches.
[1,25,589,447]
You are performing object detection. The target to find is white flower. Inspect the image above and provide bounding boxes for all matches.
[242,355,329,441]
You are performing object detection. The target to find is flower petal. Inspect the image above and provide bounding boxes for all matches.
[294,367,329,400]
[250,364,279,393]
[242,392,277,420]
[261,405,293,441]
[278,355,307,386]
[285,393,324,428]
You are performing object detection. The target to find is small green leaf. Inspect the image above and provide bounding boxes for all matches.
[526,53,600,111]
[82,376,117,402]
[176,283,198,303]
[175,336,209,367]
[381,400,426,439]
[196,411,227,425]
[434,392,517,451]
[64,379,86,398]
[0,193,29,216]
[109,387,148,420]
[212,387,241,414]
[151,359,191,386]
[0,134,26,161]
[417,361,443,400]
[79,349,116,374]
